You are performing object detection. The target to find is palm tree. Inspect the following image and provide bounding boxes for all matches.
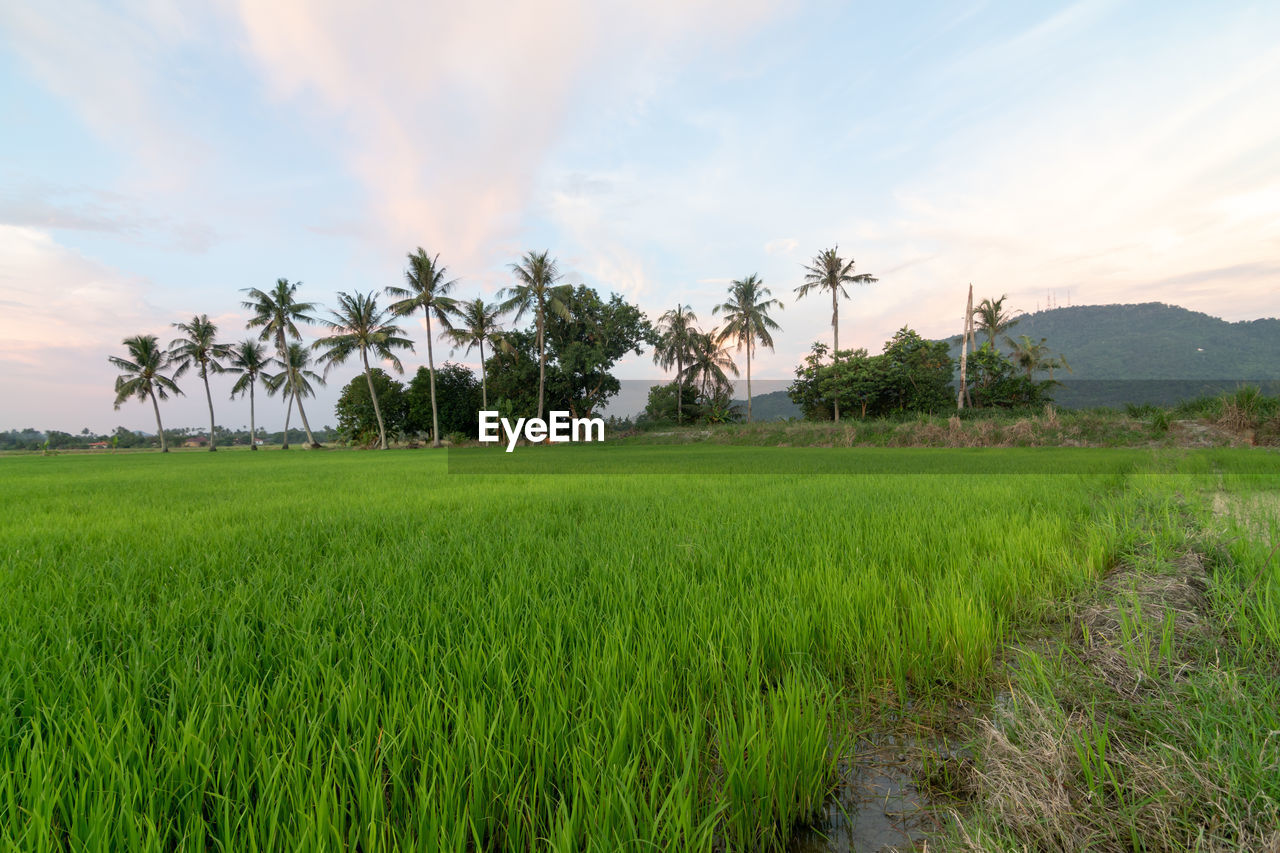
[1005,334,1071,381]
[387,249,459,447]
[109,334,182,452]
[682,330,739,402]
[242,279,321,449]
[313,292,414,450]
[169,314,230,451]
[714,275,783,423]
[974,295,1020,350]
[794,246,877,422]
[652,305,699,425]
[226,340,269,450]
[499,251,572,421]
[443,298,504,410]
[264,343,324,445]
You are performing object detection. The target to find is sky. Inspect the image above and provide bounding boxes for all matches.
[2,0,1278,433]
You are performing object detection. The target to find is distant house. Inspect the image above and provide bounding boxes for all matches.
[254,438,265,446]
[182,436,209,448]
[89,441,110,450]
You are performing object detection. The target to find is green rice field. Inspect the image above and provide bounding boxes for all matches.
[0,447,1275,850]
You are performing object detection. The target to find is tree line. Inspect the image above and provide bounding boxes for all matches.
[108,244,1069,450]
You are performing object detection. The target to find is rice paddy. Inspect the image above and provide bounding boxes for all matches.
[0,447,1275,850]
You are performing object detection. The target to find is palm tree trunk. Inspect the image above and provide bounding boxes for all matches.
[676,352,683,425]
[832,289,840,423]
[201,365,217,451]
[150,388,167,452]
[426,309,441,448]
[479,337,487,410]
[536,310,546,422]
[294,390,319,448]
[363,349,388,450]
[746,336,753,424]
[283,390,294,447]
[249,382,258,450]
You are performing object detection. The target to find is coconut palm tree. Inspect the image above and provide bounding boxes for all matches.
[794,246,877,422]
[226,340,270,450]
[974,295,1021,350]
[387,249,459,447]
[1005,334,1071,381]
[264,343,324,445]
[169,314,230,451]
[109,334,182,452]
[714,275,783,423]
[443,298,504,410]
[682,330,739,402]
[242,279,321,449]
[313,291,414,450]
[499,251,572,421]
[652,305,699,425]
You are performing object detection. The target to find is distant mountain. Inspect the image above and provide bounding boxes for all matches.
[731,389,802,421]
[952,302,1280,407]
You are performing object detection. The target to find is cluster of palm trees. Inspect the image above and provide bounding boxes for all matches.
[652,246,876,423]
[111,243,880,448]
[109,248,594,451]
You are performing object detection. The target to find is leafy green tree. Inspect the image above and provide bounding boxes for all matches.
[965,343,1053,408]
[226,340,270,450]
[313,291,414,450]
[443,298,504,410]
[243,279,321,449]
[265,343,324,444]
[973,295,1020,349]
[387,248,458,447]
[794,246,876,422]
[652,305,699,425]
[714,274,783,422]
[109,334,182,452]
[641,381,701,425]
[877,328,955,414]
[335,368,407,446]
[499,251,572,420]
[406,363,484,440]
[169,314,230,451]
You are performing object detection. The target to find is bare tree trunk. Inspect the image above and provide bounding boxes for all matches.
[426,309,440,447]
[150,389,167,452]
[363,349,388,450]
[958,284,973,410]
[201,364,217,451]
[832,288,840,423]
[249,382,257,450]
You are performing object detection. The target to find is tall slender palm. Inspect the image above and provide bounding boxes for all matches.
[682,330,739,401]
[387,249,459,447]
[652,305,699,425]
[264,343,323,445]
[313,292,414,450]
[242,279,321,449]
[443,298,504,410]
[714,275,783,423]
[226,340,269,450]
[169,314,230,451]
[974,295,1020,350]
[499,251,572,421]
[109,334,182,452]
[794,246,877,422]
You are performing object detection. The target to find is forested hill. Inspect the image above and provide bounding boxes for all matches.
[989,303,1280,380]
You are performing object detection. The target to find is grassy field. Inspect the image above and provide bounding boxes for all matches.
[1,447,1276,850]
